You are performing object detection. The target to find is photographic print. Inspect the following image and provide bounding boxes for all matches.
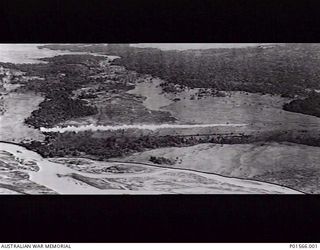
[0,43,319,195]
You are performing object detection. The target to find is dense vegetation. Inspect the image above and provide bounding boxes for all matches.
[22,129,320,160]
[149,156,176,165]
[25,95,98,128]
[0,55,107,128]
[23,131,254,159]
[41,44,320,96]
[283,92,320,118]
[40,44,320,119]
[0,54,104,77]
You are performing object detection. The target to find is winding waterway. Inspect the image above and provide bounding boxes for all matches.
[0,142,303,194]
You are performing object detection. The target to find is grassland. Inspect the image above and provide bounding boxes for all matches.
[115,142,320,194]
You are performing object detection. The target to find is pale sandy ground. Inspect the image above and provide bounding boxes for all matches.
[117,142,320,176]
[128,78,173,110]
[163,91,320,130]
[0,92,45,143]
[0,142,302,194]
[0,65,46,142]
[126,78,320,132]
[116,142,320,193]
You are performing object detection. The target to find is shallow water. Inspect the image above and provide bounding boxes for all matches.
[130,43,277,51]
[0,44,80,64]
[0,142,302,194]
[0,142,157,194]
[0,44,118,64]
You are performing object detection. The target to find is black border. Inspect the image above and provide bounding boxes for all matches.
[1,195,320,243]
[1,0,320,243]
[1,0,320,43]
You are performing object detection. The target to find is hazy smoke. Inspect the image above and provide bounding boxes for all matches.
[40,123,248,133]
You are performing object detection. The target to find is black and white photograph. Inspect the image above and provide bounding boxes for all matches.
[3,0,320,244]
[1,43,320,195]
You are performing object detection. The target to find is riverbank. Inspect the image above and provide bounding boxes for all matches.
[0,141,303,194]
[115,141,320,194]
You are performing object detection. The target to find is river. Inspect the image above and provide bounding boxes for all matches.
[130,43,278,50]
[0,44,276,64]
[0,142,165,194]
[0,142,303,194]
[0,44,118,64]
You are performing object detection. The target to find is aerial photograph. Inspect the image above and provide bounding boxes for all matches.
[1,43,320,194]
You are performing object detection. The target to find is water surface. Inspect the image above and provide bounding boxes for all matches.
[130,43,277,50]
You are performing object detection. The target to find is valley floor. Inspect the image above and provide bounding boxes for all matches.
[1,47,320,194]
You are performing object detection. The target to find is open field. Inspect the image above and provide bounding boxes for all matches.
[115,142,320,194]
